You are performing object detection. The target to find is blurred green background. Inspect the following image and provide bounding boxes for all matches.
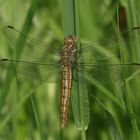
[0,0,140,140]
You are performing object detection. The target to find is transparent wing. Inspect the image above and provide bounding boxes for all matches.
[3,25,61,62]
[77,27,140,63]
[78,63,140,85]
[0,59,61,82]
[2,26,61,82]
[2,25,140,84]
[75,27,140,85]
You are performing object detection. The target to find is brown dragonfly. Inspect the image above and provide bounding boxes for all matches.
[1,26,140,128]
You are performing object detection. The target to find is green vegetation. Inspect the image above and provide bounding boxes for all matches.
[0,0,140,140]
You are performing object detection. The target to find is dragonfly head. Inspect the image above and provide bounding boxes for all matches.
[64,35,77,46]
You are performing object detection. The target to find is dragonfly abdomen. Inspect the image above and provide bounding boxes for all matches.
[60,66,72,128]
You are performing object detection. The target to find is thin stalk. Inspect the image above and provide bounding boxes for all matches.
[31,96,43,140]
[81,129,86,140]
[125,82,140,139]
[125,0,140,138]
[11,77,18,140]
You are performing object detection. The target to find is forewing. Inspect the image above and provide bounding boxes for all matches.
[77,27,140,63]
[3,25,60,62]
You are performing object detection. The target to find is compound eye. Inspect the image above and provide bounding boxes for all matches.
[64,35,77,45]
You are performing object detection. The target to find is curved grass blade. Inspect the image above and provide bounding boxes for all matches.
[92,96,123,140]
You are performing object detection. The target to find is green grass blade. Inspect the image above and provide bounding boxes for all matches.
[60,0,75,35]
[71,72,89,130]
[60,0,89,136]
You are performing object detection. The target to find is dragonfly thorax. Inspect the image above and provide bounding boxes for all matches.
[60,35,77,66]
[60,48,76,66]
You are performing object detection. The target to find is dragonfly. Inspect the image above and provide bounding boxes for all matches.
[1,25,140,128]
